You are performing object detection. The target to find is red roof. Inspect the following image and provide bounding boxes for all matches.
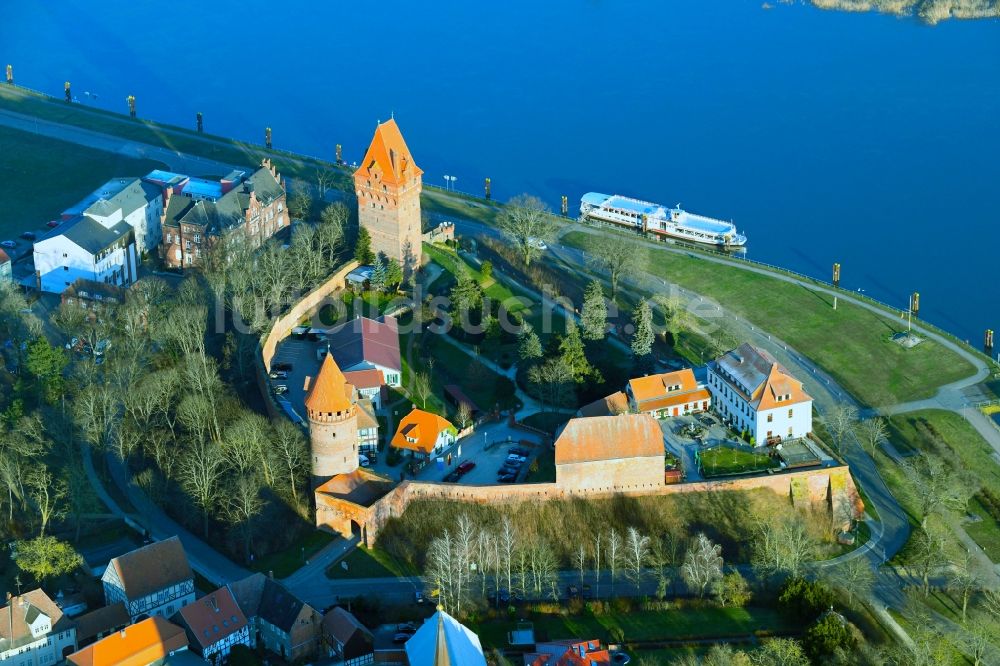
[0,248,10,264]
[353,119,423,187]
[344,368,386,390]
[176,587,248,650]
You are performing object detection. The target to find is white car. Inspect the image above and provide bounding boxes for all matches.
[0,240,16,249]
[359,454,370,467]
[527,237,547,250]
[506,454,527,463]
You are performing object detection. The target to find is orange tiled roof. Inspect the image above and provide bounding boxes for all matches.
[0,248,10,264]
[67,617,188,666]
[554,415,663,465]
[628,369,698,403]
[634,388,711,413]
[176,587,247,650]
[577,392,629,418]
[755,364,812,410]
[390,408,455,454]
[354,119,423,187]
[305,352,356,414]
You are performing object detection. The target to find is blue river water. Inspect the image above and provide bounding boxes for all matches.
[2,1,998,344]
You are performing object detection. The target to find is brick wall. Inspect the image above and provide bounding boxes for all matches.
[316,465,863,547]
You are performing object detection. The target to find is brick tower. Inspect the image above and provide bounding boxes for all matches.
[305,351,359,487]
[354,119,423,275]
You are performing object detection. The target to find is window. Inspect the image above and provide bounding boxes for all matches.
[788,408,793,418]
[767,413,773,422]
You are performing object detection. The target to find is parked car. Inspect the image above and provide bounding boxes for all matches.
[46,220,60,228]
[392,632,412,644]
[502,459,523,469]
[527,237,547,250]
[456,461,476,475]
[269,370,288,379]
[509,447,531,457]
[0,241,16,249]
[415,590,425,604]
[611,651,631,664]
[506,454,526,463]
[272,361,293,371]
[396,623,417,635]
[359,454,370,468]
[444,470,461,483]
[273,385,289,395]
[20,232,36,241]
[498,473,517,483]
[567,585,580,598]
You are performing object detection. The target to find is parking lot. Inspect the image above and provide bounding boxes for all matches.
[268,336,328,424]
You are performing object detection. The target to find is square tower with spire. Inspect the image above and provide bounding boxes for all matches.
[353,119,423,275]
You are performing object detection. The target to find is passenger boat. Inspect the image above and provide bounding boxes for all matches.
[580,192,747,249]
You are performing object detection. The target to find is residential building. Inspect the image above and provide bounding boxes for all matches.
[154,160,286,270]
[227,574,321,661]
[67,616,189,666]
[343,369,387,409]
[33,214,137,294]
[305,352,360,487]
[576,391,628,418]
[60,279,125,322]
[354,119,423,274]
[626,368,711,418]
[404,610,485,666]
[524,639,611,665]
[323,315,402,388]
[73,603,130,648]
[390,408,457,460]
[173,587,250,663]
[102,537,195,622]
[63,177,165,256]
[356,398,380,457]
[0,590,77,666]
[0,248,11,283]
[320,607,373,666]
[707,343,813,444]
[554,415,665,492]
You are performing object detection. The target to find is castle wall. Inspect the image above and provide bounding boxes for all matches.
[555,456,665,493]
[316,465,863,548]
[310,416,360,486]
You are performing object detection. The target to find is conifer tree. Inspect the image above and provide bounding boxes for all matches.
[631,298,654,366]
[559,322,595,383]
[370,255,387,292]
[518,325,543,362]
[580,280,608,342]
[354,226,374,265]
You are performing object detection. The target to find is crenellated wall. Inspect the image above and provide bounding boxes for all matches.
[316,464,864,548]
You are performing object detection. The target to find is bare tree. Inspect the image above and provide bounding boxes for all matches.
[947,549,980,622]
[497,194,555,267]
[681,533,724,598]
[956,619,999,666]
[412,371,432,409]
[902,453,976,529]
[286,183,314,221]
[315,169,334,199]
[273,420,309,508]
[911,527,948,597]
[455,402,473,431]
[317,203,348,262]
[824,404,859,456]
[527,357,575,410]
[26,468,67,537]
[499,516,516,595]
[624,527,651,596]
[607,528,623,597]
[750,512,817,581]
[179,439,227,536]
[827,556,875,606]
[589,236,644,300]
[575,543,587,587]
[591,532,602,599]
[857,416,888,457]
[224,476,264,563]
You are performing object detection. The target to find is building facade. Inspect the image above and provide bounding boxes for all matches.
[0,589,78,666]
[390,408,457,460]
[228,574,321,661]
[153,160,287,270]
[63,177,164,256]
[707,343,813,444]
[173,588,250,664]
[102,537,196,622]
[626,368,711,418]
[306,352,361,487]
[33,215,137,295]
[554,415,665,493]
[353,120,423,274]
[321,608,374,666]
[0,249,11,283]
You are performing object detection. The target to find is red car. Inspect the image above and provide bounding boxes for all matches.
[456,461,476,476]
[46,221,60,228]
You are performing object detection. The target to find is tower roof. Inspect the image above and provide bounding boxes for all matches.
[404,609,485,666]
[355,119,423,187]
[305,353,355,414]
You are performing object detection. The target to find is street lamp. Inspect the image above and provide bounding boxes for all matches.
[443,175,457,191]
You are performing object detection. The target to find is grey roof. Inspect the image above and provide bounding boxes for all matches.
[41,215,134,254]
[325,315,402,373]
[228,573,313,633]
[162,165,284,236]
[715,343,779,395]
[64,178,160,219]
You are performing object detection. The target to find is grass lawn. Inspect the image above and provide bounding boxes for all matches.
[521,411,571,436]
[524,447,556,483]
[468,606,798,650]
[248,530,335,578]
[700,446,778,477]
[561,230,976,408]
[0,125,167,239]
[0,86,349,184]
[325,545,418,579]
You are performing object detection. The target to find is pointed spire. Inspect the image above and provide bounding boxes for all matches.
[305,352,355,414]
[433,611,451,666]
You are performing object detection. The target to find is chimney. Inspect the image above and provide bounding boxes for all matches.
[120,629,126,638]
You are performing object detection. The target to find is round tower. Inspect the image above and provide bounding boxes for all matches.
[305,352,359,487]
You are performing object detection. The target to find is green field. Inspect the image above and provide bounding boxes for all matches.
[562,230,975,408]
[700,446,778,477]
[0,124,167,239]
[326,545,418,579]
[248,529,335,578]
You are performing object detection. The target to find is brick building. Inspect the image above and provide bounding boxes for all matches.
[554,415,665,492]
[153,160,286,269]
[354,120,423,275]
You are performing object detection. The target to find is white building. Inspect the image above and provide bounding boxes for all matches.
[707,343,813,445]
[33,215,137,295]
[322,316,402,388]
[102,537,196,622]
[63,177,164,256]
[0,589,77,666]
